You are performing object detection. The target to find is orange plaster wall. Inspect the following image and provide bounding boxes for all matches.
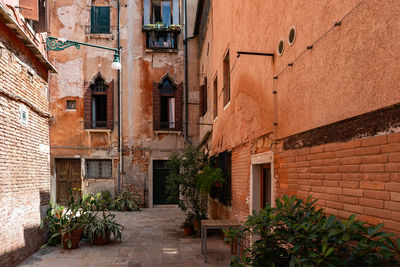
[199,0,400,153]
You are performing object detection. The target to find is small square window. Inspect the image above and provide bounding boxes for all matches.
[19,105,28,126]
[86,159,112,178]
[66,100,76,110]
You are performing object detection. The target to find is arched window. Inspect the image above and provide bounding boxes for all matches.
[160,79,176,129]
[84,75,114,129]
[153,74,182,131]
[90,77,108,128]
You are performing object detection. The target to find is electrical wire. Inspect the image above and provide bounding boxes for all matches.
[275,0,366,79]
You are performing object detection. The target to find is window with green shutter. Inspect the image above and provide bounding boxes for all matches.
[91,6,110,34]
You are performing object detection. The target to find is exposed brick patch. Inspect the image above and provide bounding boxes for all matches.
[0,39,50,266]
[276,131,400,233]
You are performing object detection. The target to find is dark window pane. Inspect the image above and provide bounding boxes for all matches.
[91,6,110,34]
[147,32,176,49]
[66,100,76,110]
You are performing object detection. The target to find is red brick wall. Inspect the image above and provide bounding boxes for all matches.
[274,132,400,234]
[209,142,250,223]
[0,37,50,266]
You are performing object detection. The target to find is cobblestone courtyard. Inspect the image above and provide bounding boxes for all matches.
[19,208,230,267]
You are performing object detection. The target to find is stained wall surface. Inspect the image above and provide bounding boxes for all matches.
[48,0,199,207]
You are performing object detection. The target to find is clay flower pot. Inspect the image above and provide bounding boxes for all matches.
[183,227,194,236]
[62,228,83,249]
[192,220,200,232]
[93,231,110,245]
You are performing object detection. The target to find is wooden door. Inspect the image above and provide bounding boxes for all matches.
[261,164,272,209]
[56,159,81,204]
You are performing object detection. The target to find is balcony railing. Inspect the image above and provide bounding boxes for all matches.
[84,120,114,129]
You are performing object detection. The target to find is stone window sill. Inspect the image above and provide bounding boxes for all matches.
[85,129,112,133]
[145,48,178,54]
[87,33,113,40]
[154,130,182,136]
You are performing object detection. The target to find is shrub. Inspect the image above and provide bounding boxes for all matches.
[165,145,208,221]
[111,190,141,211]
[225,195,400,267]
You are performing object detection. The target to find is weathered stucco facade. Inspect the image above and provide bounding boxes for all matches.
[48,0,199,207]
[196,0,400,234]
[0,0,55,265]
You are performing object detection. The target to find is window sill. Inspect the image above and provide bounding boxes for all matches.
[213,116,218,122]
[85,177,113,180]
[85,129,112,133]
[145,48,178,54]
[87,33,113,40]
[154,130,182,136]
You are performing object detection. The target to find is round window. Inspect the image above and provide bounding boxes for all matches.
[278,39,285,56]
[288,26,296,46]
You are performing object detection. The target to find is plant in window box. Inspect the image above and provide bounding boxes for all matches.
[143,24,156,31]
[111,190,142,211]
[155,21,164,30]
[84,211,124,245]
[169,24,182,31]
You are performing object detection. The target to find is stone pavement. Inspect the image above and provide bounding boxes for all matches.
[19,208,231,267]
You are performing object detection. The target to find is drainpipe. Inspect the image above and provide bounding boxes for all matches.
[184,0,189,142]
[117,0,122,193]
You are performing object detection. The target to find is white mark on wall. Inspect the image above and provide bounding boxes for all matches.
[57,5,79,38]
[56,58,84,98]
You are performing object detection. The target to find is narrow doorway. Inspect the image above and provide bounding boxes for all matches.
[56,159,81,204]
[261,164,272,208]
[153,160,177,205]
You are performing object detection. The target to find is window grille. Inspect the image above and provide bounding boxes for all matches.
[86,159,112,178]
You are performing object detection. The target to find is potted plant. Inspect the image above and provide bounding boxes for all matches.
[165,145,209,236]
[112,190,141,211]
[41,188,92,249]
[84,211,124,245]
[181,213,195,236]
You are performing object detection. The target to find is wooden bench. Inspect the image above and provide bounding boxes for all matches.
[201,219,241,263]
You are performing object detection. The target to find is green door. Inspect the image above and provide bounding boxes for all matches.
[153,160,176,205]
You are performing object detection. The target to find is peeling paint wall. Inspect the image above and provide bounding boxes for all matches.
[49,0,199,206]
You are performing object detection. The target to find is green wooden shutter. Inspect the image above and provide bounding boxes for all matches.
[91,6,110,34]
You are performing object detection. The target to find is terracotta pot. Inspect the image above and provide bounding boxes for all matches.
[183,227,193,236]
[62,228,83,249]
[93,231,110,245]
[192,220,199,232]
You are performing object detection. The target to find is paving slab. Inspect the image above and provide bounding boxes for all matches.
[19,208,231,267]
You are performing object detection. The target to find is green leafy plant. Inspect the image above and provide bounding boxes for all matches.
[41,188,93,248]
[40,202,65,246]
[165,145,208,221]
[225,195,400,267]
[196,166,224,194]
[83,190,113,211]
[112,190,141,211]
[84,211,124,245]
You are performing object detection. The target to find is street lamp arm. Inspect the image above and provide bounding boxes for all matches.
[47,36,119,53]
